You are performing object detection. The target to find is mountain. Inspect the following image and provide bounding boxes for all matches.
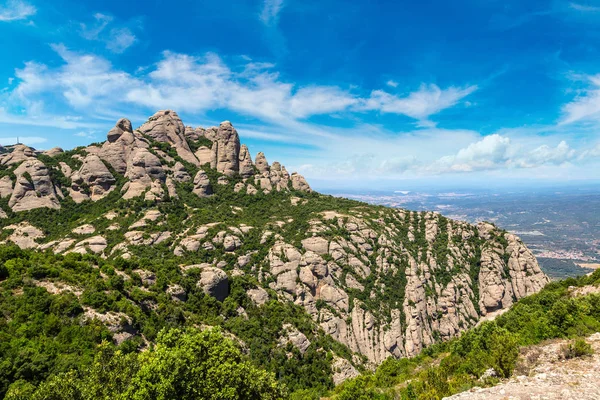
[0,110,549,397]
[331,267,600,400]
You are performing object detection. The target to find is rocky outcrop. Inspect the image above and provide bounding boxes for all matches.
[8,159,60,211]
[291,172,311,192]
[212,121,240,176]
[100,118,147,174]
[197,267,229,301]
[238,145,254,178]
[138,110,200,166]
[192,170,213,197]
[122,148,165,199]
[258,211,548,364]
[0,144,36,165]
[70,154,116,202]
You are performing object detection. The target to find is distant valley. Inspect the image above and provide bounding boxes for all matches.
[327,187,600,279]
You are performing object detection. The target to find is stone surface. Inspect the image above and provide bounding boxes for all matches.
[138,110,200,166]
[212,121,240,176]
[444,333,600,400]
[70,154,116,202]
[238,144,254,178]
[197,267,229,302]
[192,170,213,197]
[9,159,60,211]
[291,172,311,192]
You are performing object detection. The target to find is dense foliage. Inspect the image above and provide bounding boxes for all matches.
[0,246,351,398]
[4,328,286,400]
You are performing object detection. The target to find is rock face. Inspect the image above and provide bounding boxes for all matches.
[212,121,240,176]
[70,155,116,202]
[238,145,254,178]
[260,211,548,364]
[9,159,60,211]
[139,110,200,166]
[192,170,213,197]
[197,267,229,302]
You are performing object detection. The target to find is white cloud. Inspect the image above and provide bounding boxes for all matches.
[427,134,512,173]
[260,0,285,26]
[74,130,98,139]
[106,28,137,53]
[79,13,137,53]
[519,141,576,167]
[360,83,478,123]
[386,80,398,88]
[0,0,36,22]
[79,13,113,40]
[560,74,600,124]
[6,46,477,131]
[569,2,600,12]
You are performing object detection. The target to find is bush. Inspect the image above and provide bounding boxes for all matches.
[561,338,594,359]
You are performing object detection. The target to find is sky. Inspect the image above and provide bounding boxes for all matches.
[0,0,600,190]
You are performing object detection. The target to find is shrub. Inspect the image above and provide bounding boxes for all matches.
[561,338,594,359]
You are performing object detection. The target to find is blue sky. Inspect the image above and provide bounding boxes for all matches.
[1,0,600,190]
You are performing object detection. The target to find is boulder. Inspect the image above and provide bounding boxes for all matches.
[247,287,269,305]
[291,172,311,192]
[172,162,191,182]
[302,237,329,255]
[255,152,269,174]
[43,147,64,157]
[70,154,116,202]
[122,148,165,199]
[9,159,60,211]
[100,118,148,174]
[197,267,229,301]
[192,170,213,197]
[166,284,187,302]
[212,121,240,176]
[238,144,255,178]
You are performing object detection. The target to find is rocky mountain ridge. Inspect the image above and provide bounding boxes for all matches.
[0,110,549,377]
[0,110,310,212]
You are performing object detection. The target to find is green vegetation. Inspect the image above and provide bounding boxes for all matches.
[5,328,286,400]
[331,269,600,399]
[0,245,352,398]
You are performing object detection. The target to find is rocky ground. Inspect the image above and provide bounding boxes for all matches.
[444,333,600,400]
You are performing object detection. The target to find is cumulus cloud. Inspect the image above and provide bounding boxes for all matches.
[0,0,35,22]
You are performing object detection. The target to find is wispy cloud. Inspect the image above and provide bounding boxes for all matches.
[360,83,478,125]
[560,74,600,124]
[6,46,472,130]
[569,2,600,12]
[0,0,36,22]
[260,0,285,26]
[79,13,137,53]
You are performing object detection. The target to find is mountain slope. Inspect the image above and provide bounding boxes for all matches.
[0,110,548,395]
